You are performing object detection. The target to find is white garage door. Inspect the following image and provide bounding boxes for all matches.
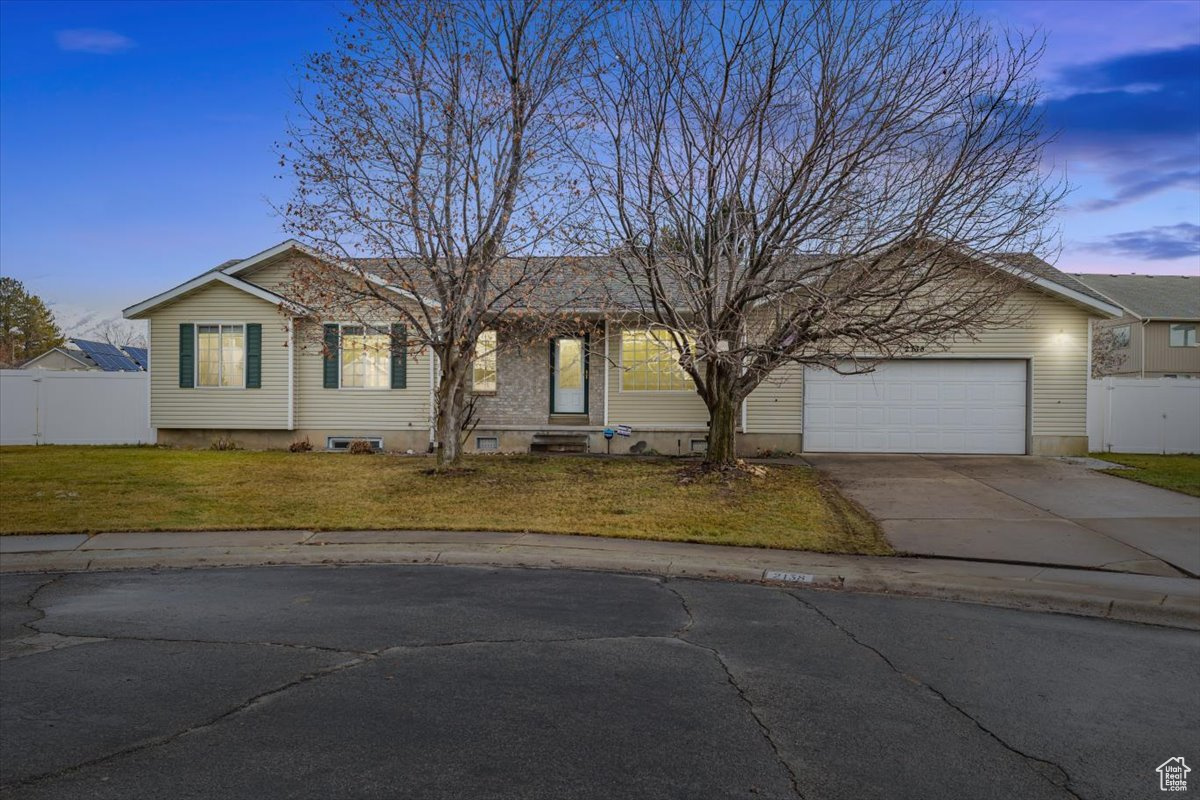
[803,360,1027,454]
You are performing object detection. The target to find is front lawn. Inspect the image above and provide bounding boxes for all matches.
[0,447,890,554]
[1089,453,1200,497]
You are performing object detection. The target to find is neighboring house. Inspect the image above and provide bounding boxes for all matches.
[122,240,1122,457]
[21,338,144,372]
[21,346,94,371]
[1069,273,1200,379]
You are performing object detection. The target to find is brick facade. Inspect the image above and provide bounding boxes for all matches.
[471,325,605,428]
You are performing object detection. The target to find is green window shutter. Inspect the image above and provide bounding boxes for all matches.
[391,323,407,389]
[245,323,262,389]
[323,324,339,388]
[178,324,194,388]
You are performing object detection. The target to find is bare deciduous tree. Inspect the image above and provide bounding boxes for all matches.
[1090,326,1128,379]
[580,0,1064,466]
[92,319,147,350]
[280,0,607,467]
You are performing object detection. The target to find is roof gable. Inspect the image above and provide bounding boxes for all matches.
[123,270,306,319]
[21,347,93,370]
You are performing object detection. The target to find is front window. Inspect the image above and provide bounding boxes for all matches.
[1111,325,1131,348]
[473,330,497,392]
[621,329,694,391]
[1169,324,1197,347]
[197,324,244,387]
[340,324,390,388]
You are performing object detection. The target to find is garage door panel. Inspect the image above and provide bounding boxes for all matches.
[803,360,1027,454]
[913,384,940,402]
[860,407,885,425]
[911,408,940,426]
[940,383,967,401]
[833,384,858,402]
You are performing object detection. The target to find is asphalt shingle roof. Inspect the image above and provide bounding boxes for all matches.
[1067,273,1200,319]
[346,252,1110,310]
[991,254,1115,305]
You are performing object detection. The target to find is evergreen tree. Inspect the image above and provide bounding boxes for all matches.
[0,277,66,367]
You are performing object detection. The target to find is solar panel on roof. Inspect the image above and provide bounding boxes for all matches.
[71,339,141,372]
[123,346,148,369]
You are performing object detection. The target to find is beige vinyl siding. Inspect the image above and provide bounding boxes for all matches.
[606,325,709,429]
[240,254,308,294]
[1145,321,1200,374]
[148,283,290,429]
[293,320,431,430]
[745,364,804,433]
[242,256,434,431]
[744,288,1092,438]
[940,288,1090,436]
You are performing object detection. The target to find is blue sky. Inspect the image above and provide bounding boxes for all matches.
[1,0,1198,330]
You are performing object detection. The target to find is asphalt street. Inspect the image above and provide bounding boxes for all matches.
[1,564,1196,799]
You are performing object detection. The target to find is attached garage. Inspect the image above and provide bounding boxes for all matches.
[803,359,1027,454]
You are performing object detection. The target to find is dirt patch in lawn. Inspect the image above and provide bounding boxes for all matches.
[0,447,890,555]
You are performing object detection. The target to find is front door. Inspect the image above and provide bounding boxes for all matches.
[552,337,587,414]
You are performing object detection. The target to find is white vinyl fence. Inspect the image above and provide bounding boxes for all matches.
[1087,377,1200,454]
[0,369,154,445]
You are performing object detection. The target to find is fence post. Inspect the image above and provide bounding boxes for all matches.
[32,375,42,445]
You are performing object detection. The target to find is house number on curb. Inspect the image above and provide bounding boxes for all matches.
[765,570,815,584]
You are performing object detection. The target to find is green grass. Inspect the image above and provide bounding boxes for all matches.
[1089,452,1200,497]
[0,446,890,554]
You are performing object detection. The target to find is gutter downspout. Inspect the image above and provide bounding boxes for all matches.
[146,320,153,439]
[603,318,610,426]
[1140,318,1148,379]
[287,318,295,430]
[428,346,437,448]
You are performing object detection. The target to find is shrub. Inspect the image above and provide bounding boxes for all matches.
[348,438,376,455]
[289,437,313,453]
[209,436,241,451]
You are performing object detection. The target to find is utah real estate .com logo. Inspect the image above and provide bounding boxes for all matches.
[1158,757,1191,792]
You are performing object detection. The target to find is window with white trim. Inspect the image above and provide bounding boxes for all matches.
[197,324,244,387]
[620,329,694,391]
[1111,324,1131,348]
[340,324,390,388]
[473,330,497,392]
[1169,324,1197,347]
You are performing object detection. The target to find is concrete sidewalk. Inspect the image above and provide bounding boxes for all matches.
[2,529,1198,630]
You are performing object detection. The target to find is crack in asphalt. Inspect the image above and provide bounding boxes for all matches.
[1,615,717,792]
[662,579,807,800]
[787,590,1085,800]
[1,630,718,792]
[1,650,383,792]
[21,627,375,658]
[18,573,68,635]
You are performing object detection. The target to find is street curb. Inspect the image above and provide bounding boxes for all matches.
[3,533,1197,630]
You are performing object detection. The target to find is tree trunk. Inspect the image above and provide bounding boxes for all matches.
[704,387,740,467]
[434,353,470,468]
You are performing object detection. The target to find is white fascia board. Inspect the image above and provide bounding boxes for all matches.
[954,246,1125,318]
[1015,272,1124,317]
[222,239,441,309]
[220,239,309,277]
[123,272,306,319]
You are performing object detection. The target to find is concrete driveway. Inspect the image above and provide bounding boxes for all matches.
[808,455,1200,578]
